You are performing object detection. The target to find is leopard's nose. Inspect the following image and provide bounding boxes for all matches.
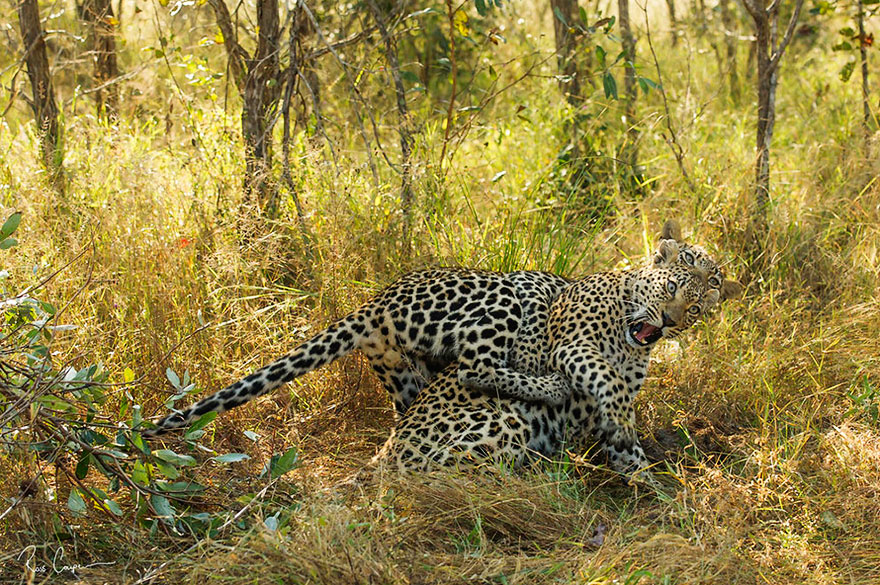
[662,311,677,328]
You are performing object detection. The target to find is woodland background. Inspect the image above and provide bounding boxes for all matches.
[1,0,880,583]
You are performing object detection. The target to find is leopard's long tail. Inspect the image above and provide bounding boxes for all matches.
[141,310,371,438]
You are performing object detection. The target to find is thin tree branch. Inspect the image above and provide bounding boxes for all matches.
[769,0,804,70]
[304,27,377,60]
[207,0,250,94]
[298,0,380,187]
[739,0,761,20]
[641,2,695,192]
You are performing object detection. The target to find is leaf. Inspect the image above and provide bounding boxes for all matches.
[603,71,618,100]
[264,514,279,531]
[832,41,853,52]
[0,212,21,242]
[104,498,123,516]
[214,30,224,44]
[474,0,487,17]
[638,76,661,95]
[165,368,181,389]
[810,0,834,14]
[491,171,507,183]
[132,460,149,485]
[400,70,421,85]
[156,481,205,493]
[0,238,17,250]
[271,447,299,478]
[67,488,87,516]
[840,27,856,38]
[840,61,855,82]
[454,10,470,37]
[243,430,261,442]
[123,367,135,383]
[211,453,250,464]
[75,454,90,479]
[151,494,175,518]
[595,45,607,68]
[580,7,589,27]
[552,6,567,26]
[155,449,197,467]
[187,411,217,434]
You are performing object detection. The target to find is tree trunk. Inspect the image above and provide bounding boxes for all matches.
[242,0,281,215]
[742,0,804,254]
[366,0,414,245]
[692,0,708,36]
[753,9,772,213]
[551,0,582,105]
[293,8,321,139]
[18,0,63,191]
[665,0,678,46]
[618,0,639,174]
[82,0,119,116]
[208,0,281,217]
[857,0,871,129]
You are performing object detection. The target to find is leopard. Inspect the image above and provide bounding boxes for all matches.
[143,268,573,437]
[375,253,741,481]
[141,220,734,441]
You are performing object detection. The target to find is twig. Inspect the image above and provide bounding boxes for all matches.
[641,1,696,193]
[298,0,381,188]
[769,0,804,70]
[133,476,283,584]
[280,6,316,259]
[438,0,464,175]
[304,27,377,60]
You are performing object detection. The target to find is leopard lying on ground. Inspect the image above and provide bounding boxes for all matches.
[376,251,741,479]
[141,219,733,440]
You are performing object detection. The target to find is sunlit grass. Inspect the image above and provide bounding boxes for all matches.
[1,3,880,584]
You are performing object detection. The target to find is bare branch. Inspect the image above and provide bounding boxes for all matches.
[304,27,377,61]
[769,0,805,70]
[207,0,250,94]
[641,3,695,192]
[298,0,380,187]
[739,0,761,20]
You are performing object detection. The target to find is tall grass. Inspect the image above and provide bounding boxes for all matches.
[1,2,880,583]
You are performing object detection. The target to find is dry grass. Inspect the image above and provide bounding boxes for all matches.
[2,2,880,584]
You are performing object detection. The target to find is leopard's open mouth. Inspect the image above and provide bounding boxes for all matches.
[628,322,663,346]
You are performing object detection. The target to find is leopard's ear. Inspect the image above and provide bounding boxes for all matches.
[720,279,744,300]
[661,219,683,242]
[704,289,721,308]
[653,239,680,266]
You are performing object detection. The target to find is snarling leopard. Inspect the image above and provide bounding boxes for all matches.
[142,220,738,450]
[376,243,741,480]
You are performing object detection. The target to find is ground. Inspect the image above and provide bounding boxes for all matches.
[1,1,880,583]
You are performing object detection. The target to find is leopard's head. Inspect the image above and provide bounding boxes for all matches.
[652,219,743,302]
[627,245,721,348]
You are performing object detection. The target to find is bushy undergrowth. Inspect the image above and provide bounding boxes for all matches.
[2,1,880,584]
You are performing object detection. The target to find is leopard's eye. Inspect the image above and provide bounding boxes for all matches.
[688,305,701,316]
[666,280,677,296]
[708,276,721,289]
[681,250,695,266]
